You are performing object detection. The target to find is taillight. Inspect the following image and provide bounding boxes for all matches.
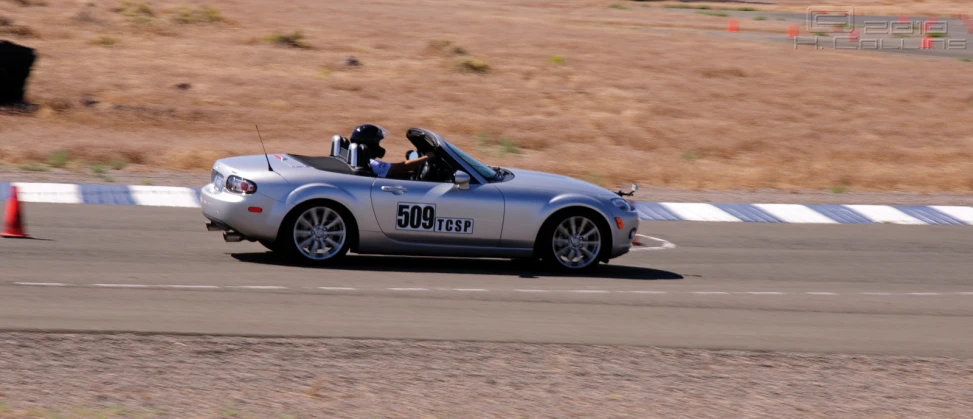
[225,175,257,194]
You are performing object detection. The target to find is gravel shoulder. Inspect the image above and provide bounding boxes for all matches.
[3,168,973,206]
[0,333,971,419]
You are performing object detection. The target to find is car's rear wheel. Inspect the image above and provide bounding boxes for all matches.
[539,211,605,271]
[277,202,351,264]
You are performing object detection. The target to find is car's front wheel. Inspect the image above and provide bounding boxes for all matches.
[538,211,606,271]
[277,202,351,264]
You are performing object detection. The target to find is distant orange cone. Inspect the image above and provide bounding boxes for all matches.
[2,186,29,238]
[787,24,798,37]
[921,34,933,49]
[849,29,859,42]
[898,15,909,24]
[727,19,739,33]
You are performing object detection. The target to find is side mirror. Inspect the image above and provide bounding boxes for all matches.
[453,170,470,190]
[406,150,419,160]
[615,182,638,197]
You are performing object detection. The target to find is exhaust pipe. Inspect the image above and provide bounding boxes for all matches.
[206,222,225,232]
[223,231,245,242]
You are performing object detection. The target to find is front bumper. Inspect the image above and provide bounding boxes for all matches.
[199,183,283,241]
[609,210,640,259]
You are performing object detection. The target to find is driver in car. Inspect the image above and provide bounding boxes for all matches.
[350,124,435,178]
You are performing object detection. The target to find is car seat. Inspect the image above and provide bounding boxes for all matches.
[330,135,351,162]
[347,143,377,177]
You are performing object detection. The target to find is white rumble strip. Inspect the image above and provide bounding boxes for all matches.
[7,283,973,296]
[14,282,68,286]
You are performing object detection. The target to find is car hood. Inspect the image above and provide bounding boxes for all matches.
[504,168,616,197]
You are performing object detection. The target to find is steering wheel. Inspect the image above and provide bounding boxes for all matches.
[412,158,431,181]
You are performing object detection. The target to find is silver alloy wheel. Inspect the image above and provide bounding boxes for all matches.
[293,206,346,261]
[551,215,601,269]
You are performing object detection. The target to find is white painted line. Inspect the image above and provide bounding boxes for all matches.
[956,292,973,295]
[92,284,149,288]
[661,203,742,222]
[930,206,973,225]
[805,292,839,295]
[742,292,786,295]
[515,289,548,293]
[567,290,610,293]
[844,205,925,225]
[630,235,677,252]
[692,291,729,295]
[129,185,200,208]
[755,204,838,224]
[908,292,942,296]
[163,285,220,289]
[14,282,69,286]
[453,288,488,292]
[625,290,669,294]
[234,285,287,290]
[388,288,427,291]
[12,182,82,204]
[318,287,357,291]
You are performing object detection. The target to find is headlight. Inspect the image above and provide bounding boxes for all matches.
[225,175,257,194]
[610,198,632,212]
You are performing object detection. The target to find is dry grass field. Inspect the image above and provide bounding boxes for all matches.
[1,0,972,192]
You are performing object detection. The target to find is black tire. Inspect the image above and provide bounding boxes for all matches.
[536,209,608,272]
[275,201,353,265]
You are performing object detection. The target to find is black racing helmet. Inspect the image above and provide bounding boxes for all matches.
[350,124,388,147]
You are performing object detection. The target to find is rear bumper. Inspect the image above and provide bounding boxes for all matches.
[199,184,283,241]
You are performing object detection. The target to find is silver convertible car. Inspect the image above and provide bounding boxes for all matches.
[200,127,640,271]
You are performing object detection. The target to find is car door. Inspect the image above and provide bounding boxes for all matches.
[370,177,505,247]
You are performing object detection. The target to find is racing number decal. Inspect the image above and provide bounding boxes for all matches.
[395,203,473,234]
[396,203,436,230]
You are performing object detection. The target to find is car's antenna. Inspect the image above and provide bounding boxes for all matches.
[255,125,274,172]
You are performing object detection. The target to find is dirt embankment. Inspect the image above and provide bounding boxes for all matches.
[1,0,972,193]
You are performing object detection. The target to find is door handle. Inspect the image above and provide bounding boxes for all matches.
[381,186,408,194]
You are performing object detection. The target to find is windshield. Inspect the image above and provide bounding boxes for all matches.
[444,141,497,180]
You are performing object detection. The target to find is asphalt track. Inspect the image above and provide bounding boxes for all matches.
[2,203,972,357]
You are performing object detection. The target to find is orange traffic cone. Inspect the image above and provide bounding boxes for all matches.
[787,24,798,37]
[727,19,739,33]
[2,185,29,238]
[921,34,933,49]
